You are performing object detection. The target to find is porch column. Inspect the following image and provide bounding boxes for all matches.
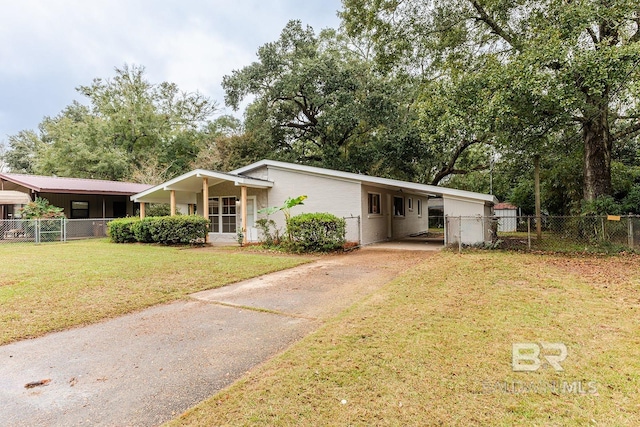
[241,185,248,244]
[202,178,209,219]
[202,178,209,243]
[140,202,146,219]
[170,190,176,216]
[188,204,194,215]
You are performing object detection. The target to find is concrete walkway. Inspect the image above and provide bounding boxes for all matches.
[0,249,429,427]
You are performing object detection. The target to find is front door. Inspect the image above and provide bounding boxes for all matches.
[246,197,257,241]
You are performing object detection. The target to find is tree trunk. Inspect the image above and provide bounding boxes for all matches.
[582,101,612,202]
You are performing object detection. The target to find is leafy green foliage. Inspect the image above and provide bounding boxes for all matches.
[145,204,172,217]
[107,218,139,243]
[341,0,640,202]
[255,218,281,247]
[145,216,209,245]
[131,218,154,243]
[109,216,209,245]
[287,212,346,253]
[18,197,65,219]
[4,65,217,182]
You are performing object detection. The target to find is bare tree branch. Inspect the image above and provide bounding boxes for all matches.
[430,138,484,185]
[586,27,599,48]
[469,0,519,50]
[613,121,640,141]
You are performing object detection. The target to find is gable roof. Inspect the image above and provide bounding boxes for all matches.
[130,169,273,204]
[231,160,498,204]
[0,173,152,196]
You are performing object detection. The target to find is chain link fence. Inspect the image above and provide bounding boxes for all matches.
[0,218,113,244]
[446,215,640,252]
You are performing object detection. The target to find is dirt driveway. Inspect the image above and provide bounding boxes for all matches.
[0,248,431,427]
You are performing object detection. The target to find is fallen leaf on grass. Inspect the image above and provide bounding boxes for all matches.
[24,379,51,389]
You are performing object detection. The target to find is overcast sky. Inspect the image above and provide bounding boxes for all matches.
[0,0,343,143]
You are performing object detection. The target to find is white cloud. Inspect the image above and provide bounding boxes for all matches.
[0,0,342,139]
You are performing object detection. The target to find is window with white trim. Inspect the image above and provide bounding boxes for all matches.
[208,196,237,233]
[417,199,422,217]
[368,193,382,215]
[408,197,413,211]
[393,196,404,217]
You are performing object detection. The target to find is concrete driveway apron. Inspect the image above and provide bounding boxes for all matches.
[0,248,430,427]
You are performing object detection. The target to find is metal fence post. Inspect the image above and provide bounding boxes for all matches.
[35,219,40,244]
[629,216,634,249]
[527,216,531,250]
[458,216,462,253]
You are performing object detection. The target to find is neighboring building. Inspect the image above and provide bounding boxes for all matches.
[494,202,519,232]
[0,173,152,219]
[131,160,498,245]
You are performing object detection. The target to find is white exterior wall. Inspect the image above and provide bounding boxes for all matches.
[248,167,362,243]
[495,208,517,232]
[443,196,490,244]
[360,185,428,245]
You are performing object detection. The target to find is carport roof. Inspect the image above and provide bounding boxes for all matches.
[232,160,498,204]
[131,169,273,204]
[0,190,32,205]
[0,173,152,196]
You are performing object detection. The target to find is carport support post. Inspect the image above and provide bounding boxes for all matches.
[170,190,176,216]
[241,185,248,245]
[140,202,146,219]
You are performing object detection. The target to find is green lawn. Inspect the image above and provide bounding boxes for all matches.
[168,251,640,426]
[0,239,309,345]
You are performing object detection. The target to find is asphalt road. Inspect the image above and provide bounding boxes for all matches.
[0,248,429,427]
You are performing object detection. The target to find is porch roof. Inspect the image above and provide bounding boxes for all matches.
[0,190,32,205]
[0,172,151,196]
[131,169,273,204]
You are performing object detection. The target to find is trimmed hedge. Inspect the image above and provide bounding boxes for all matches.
[132,218,154,243]
[108,216,209,245]
[287,212,346,253]
[108,218,139,243]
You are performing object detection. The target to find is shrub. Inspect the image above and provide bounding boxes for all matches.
[287,212,346,253]
[147,215,209,245]
[18,197,65,219]
[108,216,209,244]
[256,218,281,247]
[108,218,139,243]
[131,217,155,243]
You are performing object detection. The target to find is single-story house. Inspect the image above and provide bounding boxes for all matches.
[0,173,152,219]
[494,202,519,232]
[131,160,498,246]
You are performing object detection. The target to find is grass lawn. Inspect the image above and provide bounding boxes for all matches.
[168,251,640,426]
[0,239,310,345]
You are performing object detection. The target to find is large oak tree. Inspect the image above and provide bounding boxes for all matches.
[341,0,640,201]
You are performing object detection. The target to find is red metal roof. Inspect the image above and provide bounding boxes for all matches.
[0,173,152,196]
[494,202,518,210]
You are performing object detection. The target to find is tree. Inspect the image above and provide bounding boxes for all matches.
[341,0,640,202]
[222,21,411,173]
[3,130,44,174]
[3,65,217,181]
